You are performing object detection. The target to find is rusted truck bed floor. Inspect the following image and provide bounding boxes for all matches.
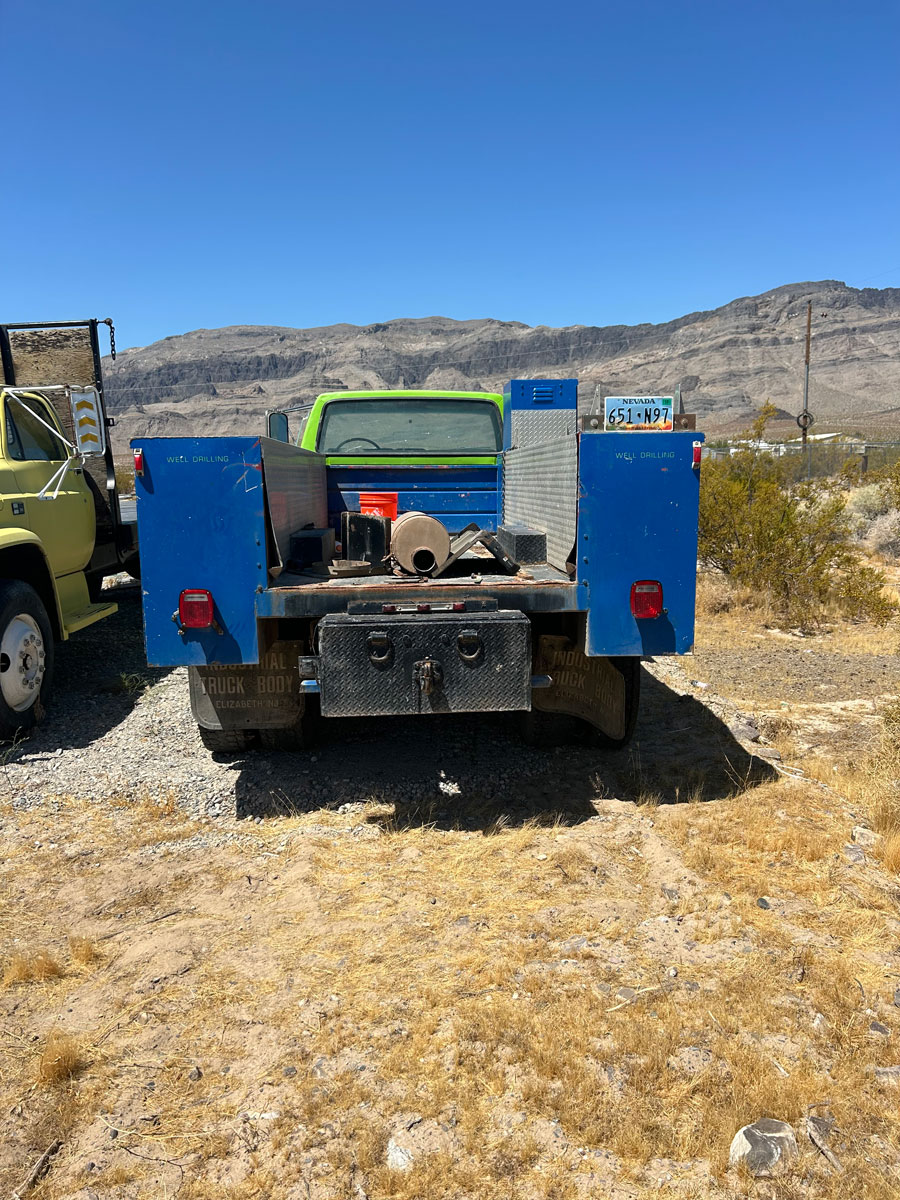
[256,562,578,618]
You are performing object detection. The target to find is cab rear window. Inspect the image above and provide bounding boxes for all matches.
[317,398,501,456]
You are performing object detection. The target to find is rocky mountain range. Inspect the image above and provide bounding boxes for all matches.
[103,280,900,446]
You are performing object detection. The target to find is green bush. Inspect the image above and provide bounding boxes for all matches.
[847,482,893,523]
[699,405,896,629]
[876,460,900,514]
[862,511,900,559]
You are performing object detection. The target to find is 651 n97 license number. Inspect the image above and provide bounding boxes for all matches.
[604,396,674,431]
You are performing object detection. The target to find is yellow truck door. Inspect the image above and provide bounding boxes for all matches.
[2,393,95,576]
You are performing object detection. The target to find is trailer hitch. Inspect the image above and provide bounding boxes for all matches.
[413,657,443,696]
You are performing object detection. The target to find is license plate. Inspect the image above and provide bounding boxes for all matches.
[604,396,674,431]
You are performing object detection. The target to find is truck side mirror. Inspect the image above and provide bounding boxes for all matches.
[267,411,289,442]
[68,386,107,456]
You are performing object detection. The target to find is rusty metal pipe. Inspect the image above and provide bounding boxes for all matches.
[390,511,451,576]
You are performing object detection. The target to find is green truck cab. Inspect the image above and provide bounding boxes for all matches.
[270,389,504,465]
[0,320,137,739]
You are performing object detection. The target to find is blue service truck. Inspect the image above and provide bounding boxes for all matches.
[131,380,702,752]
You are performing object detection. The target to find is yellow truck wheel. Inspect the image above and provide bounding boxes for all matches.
[0,581,55,740]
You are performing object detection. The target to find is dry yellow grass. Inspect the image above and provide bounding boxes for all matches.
[2,949,62,987]
[67,934,97,965]
[91,1163,134,1188]
[37,1031,82,1084]
[695,570,899,654]
[806,715,900,873]
[4,783,900,1198]
[4,589,900,1197]
[881,830,900,873]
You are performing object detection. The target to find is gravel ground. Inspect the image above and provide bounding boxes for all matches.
[0,581,775,824]
[691,640,900,706]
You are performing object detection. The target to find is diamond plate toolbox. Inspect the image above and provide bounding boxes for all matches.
[316,611,532,717]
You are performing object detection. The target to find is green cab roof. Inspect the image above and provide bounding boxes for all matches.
[314,389,503,406]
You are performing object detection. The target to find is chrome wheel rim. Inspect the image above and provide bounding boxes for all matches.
[0,614,45,712]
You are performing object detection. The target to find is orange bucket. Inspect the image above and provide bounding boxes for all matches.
[359,491,398,520]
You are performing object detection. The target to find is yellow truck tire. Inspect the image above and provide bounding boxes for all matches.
[0,580,55,740]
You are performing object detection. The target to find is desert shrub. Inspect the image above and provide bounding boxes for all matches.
[876,460,900,513]
[699,405,897,629]
[862,510,900,558]
[880,698,900,738]
[848,482,893,523]
[836,563,899,623]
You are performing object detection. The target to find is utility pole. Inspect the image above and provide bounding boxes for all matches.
[798,300,814,477]
[798,300,814,442]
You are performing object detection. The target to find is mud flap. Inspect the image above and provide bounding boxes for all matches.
[532,634,632,742]
[189,640,304,730]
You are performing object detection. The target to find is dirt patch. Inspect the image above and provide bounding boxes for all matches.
[690,638,900,707]
[1,585,899,1197]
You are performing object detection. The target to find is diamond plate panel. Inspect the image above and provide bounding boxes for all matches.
[260,437,327,572]
[510,408,577,449]
[502,437,577,570]
[317,611,531,716]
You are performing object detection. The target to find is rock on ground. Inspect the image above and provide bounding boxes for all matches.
[729,1118,798,1178]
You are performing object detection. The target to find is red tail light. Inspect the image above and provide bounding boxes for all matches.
[133,447,145,476]
[692,441,702,468]
[179,589,215,628]
[631,580,663,619]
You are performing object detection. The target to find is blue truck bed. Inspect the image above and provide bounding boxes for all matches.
[131,380,702,749]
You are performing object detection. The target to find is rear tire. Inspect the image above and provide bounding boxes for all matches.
[259,726,304,750]
[0,581,55,741]
[258,697,319,751]
[198,726,257,753]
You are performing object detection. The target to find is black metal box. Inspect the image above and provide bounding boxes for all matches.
[496,523,547,564]
[289,527,335,568]
[340,511,391,571]
[316,610,532,716]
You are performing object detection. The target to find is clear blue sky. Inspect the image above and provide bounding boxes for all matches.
[4,0,898,349]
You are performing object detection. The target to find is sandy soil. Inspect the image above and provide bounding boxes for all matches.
[1,586,899,1199]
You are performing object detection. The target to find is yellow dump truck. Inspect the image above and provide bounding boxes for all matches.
[0,319,137,738]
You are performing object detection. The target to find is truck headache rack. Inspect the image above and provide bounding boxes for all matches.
[0,319,133,572]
